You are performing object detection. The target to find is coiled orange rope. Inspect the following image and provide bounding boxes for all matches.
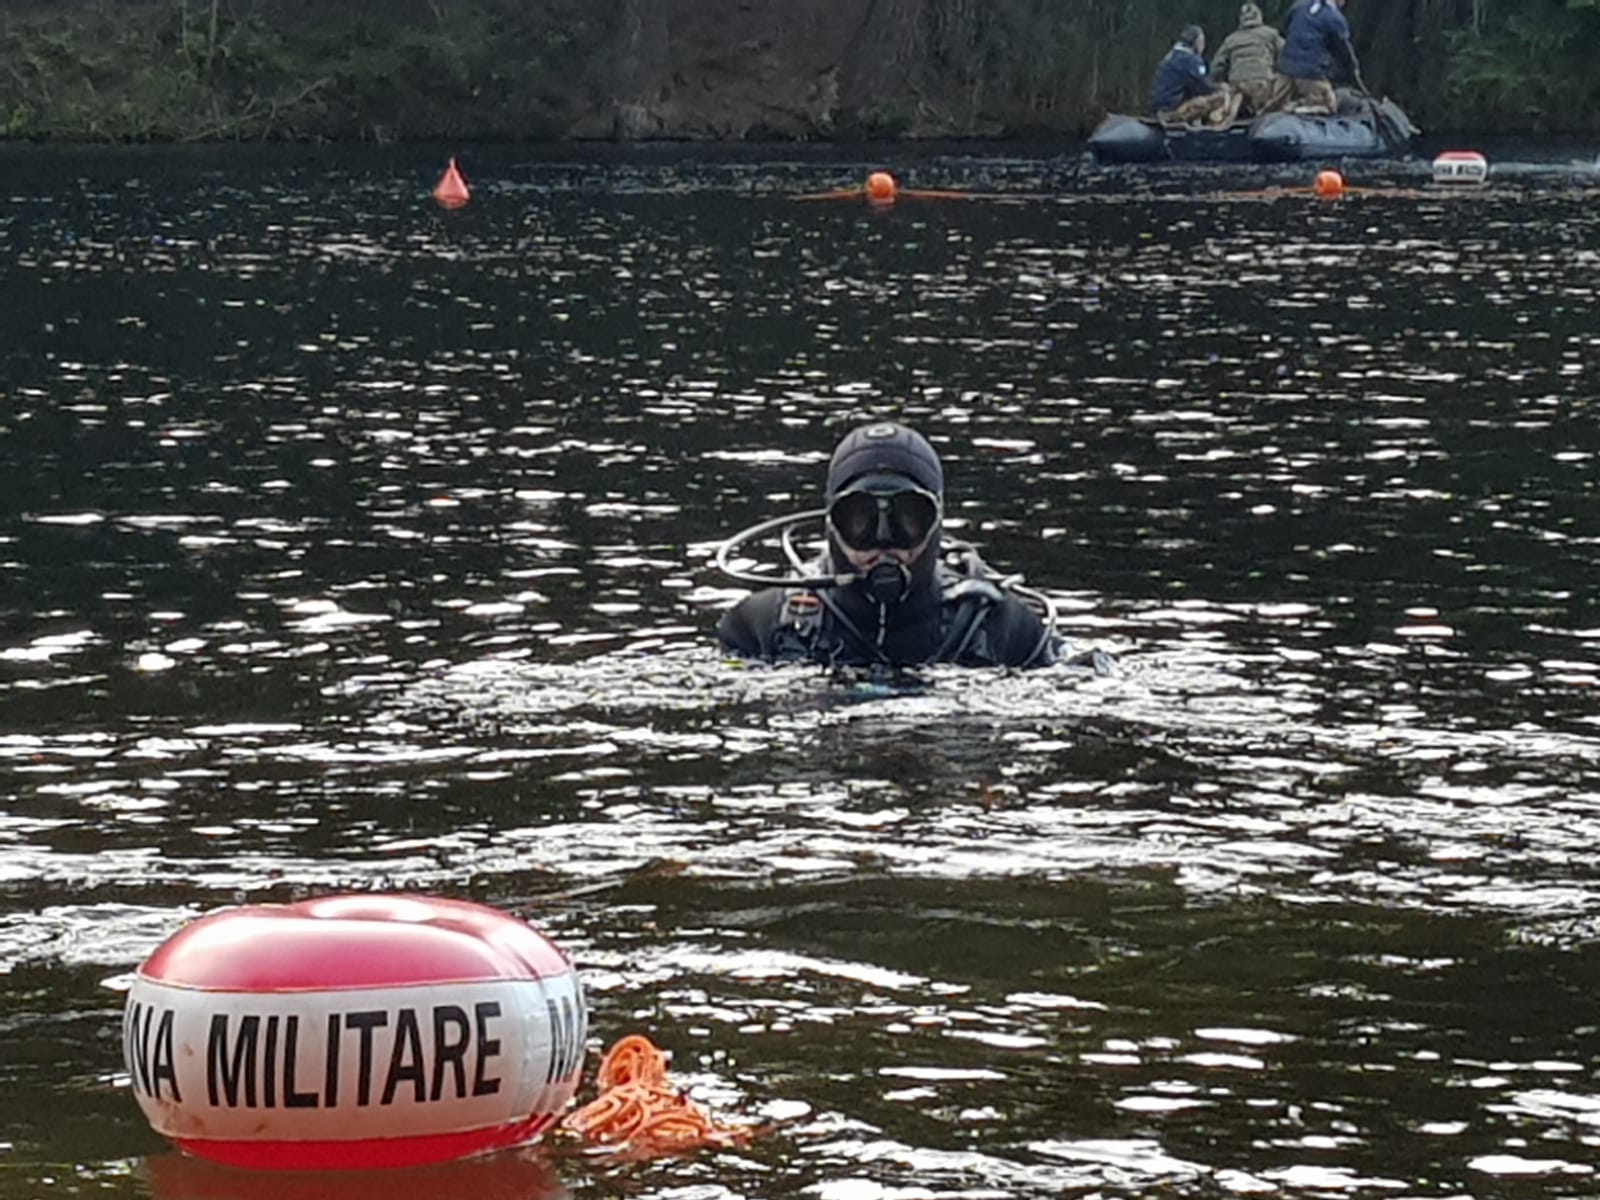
[558,1034,757,1158]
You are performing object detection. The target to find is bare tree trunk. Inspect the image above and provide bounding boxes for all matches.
[205,0,219,74]
[611,0,670,138]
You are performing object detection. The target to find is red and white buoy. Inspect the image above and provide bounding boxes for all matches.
[433,158,471,209]
[144,1143,570,1200]
[1432,150,1488,186]
[124,895,585,1170]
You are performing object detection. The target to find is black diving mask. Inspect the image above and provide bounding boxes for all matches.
[826,476,941,553]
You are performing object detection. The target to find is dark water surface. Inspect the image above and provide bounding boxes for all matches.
[4,143,1600,1198]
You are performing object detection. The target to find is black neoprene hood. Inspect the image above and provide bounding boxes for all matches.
[825,422,944,499]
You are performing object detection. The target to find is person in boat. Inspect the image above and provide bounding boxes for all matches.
[1147,25,1240,127]
[1276,0,1360,115]
[1210,3,1287,118]
[714,421,1058,670]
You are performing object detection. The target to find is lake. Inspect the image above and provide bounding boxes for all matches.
[3,141,1600,1199]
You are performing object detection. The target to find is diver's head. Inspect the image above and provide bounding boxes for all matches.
[824,422,944,601]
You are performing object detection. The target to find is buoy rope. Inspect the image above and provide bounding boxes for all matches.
[556,1035,758,1158]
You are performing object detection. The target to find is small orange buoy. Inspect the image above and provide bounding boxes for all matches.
[433,158,470,210]
[1313,169,1345,199]
[865,171,898,204]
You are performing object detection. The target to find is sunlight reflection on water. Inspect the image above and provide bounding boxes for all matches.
[4,146,1600,1197]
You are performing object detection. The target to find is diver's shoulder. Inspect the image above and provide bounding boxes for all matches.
[716,586,787,652]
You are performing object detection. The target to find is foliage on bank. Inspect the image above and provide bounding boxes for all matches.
[0,0,606,141]
[2,0,1598,142]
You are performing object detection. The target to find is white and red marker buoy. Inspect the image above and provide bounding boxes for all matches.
[124,895,585,1170]
[143,1142,570,1200]
[1432,150,1488,186]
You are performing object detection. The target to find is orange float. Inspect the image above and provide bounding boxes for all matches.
[1313,169,1345,198]
[433,158,471,209]
[865,170,898,204]
[124,895,585,1170]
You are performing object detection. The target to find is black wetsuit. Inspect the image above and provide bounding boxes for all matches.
[716,552,1056,670]
[718,420,1059,670]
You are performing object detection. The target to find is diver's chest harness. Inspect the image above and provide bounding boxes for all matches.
[770,554,1009,668]
[713,510,1059,669]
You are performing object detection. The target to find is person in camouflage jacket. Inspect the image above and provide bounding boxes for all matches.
[1210,3,1287,116]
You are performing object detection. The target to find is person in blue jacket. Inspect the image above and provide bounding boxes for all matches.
[1147,26,1238,125]
[1277,0,1360,114]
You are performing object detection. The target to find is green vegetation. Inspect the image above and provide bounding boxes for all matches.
[1,0,1597,141]
[0,0,604,140]
[1441,1,1600,133]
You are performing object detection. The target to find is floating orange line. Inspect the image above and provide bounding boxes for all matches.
[1214,184,1514,201]
[795,189,997,203]
[793,187,867,201]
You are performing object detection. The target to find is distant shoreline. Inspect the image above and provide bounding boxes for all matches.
[4,0,1597,144]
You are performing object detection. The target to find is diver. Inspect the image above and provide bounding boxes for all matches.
[714,421,1060,670]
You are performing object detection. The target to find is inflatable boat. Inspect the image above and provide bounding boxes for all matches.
[1089,94,1418,164]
